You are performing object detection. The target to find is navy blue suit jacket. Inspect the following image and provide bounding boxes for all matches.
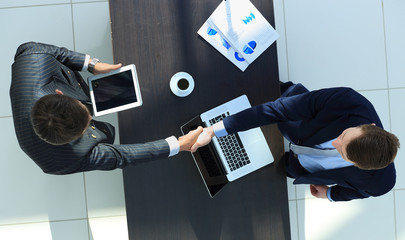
[223,83,396,201]
[10,42,170,175]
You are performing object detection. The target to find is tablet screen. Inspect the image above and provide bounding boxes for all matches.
[91,69,137,111]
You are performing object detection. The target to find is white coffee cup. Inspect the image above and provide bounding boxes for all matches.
[169,72,195,97]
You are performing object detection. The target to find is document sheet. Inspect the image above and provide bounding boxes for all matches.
[198,0,279,71]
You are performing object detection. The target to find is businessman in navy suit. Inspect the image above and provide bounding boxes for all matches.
[10,42,202,175]
[191,82,400,201]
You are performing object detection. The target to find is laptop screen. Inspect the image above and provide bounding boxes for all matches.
[180,115,228,198]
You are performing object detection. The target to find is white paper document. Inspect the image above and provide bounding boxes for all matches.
[198,0,279,71]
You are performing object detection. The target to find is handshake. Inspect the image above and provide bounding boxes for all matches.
[178,126,216,153]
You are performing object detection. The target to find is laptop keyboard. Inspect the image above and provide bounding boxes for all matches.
[209,112,251,172]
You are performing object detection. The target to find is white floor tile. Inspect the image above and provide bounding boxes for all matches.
[72,2,115,64]
[295,184,314,200]
[0,220,89,240]
[49,220,90,240]
[284,0,387,91]
[389,89,405,189]
[0,4,74,117]
[86,114,125,218]
[273,0,289,83]
[72,1,117,95]
[296,192,395,240]
[358,89,391,130]
[88,216,128,240]
[395,189,405,240]
[287,177,297,200]
[383,0,405,88]
[289,200,299,240]
[0,0,69,8]
[84,170,126,218]
[0,118,87,225]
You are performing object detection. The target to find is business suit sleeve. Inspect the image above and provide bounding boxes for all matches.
[330,186,370,201]
[81,140,170,171]
[223,87,359,134]
[14,42,86,71]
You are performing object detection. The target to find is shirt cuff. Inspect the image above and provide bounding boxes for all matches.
[326,187,334,202]
[165,136,179,157]
[212,121,228,137]
[81,54,90,72]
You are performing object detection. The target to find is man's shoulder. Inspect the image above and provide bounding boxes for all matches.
[363,163,396,197]
[14,42,44,59]
[316,87,357,95]
[315,87,371,106]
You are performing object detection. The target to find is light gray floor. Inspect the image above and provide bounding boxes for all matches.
[0,1,127,240]
[274,0,405,239]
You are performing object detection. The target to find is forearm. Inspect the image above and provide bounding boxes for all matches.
[329,185,370,201]
[84,140,171,171]
[223,87,358,135]
[15,42,87,71]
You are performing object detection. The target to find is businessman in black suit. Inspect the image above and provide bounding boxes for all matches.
[10,42,202,175]
[191,82,400,201]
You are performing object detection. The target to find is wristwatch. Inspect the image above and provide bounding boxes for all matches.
[88,58,100,73]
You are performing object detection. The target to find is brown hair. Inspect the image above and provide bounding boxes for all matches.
[346,124,400,170]
[31,94,90,145]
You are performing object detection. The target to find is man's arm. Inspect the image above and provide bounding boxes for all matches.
[15,42,121,74]
[310,184,329,199]
[222,87,360,135]
[191,87,359,151]
[82,127,203,172]
[15,42,87,71]
[329,185,370,201]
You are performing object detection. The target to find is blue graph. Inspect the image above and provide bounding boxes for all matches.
[207,26,217,36]
[234,52,245,61]
[242,13,255,24]
[243,41,257,54]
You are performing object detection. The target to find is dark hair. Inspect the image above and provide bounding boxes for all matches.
[31,94,90,145]
[346,124,400,170]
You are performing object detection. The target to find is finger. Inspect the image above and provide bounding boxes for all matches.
[191,143,200,153]
[193,126,203,134]
[112,63,122,69]
[310,185,316,195]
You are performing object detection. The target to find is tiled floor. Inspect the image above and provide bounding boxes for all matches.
[1,0,405,239]
[274,0,405,239]
[0,1,127,240]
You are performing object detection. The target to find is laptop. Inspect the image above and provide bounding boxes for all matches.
[181,95,273,197]
[88,64,142,117]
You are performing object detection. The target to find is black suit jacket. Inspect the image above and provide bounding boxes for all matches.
[10,42,170,175]
[223,83,396,201]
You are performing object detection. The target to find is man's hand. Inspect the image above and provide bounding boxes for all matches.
[190,127,215,152]
[310,184,328,199]
[93,61,122,75]
[179,127,204,152]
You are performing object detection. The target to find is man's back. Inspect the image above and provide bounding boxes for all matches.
[10,42,175,175]
[219,84,397,201]
[10,42,108,174]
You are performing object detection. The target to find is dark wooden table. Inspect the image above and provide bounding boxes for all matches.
[109,0,290,239]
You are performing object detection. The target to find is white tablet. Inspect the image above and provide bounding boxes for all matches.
[88,64,142,117]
